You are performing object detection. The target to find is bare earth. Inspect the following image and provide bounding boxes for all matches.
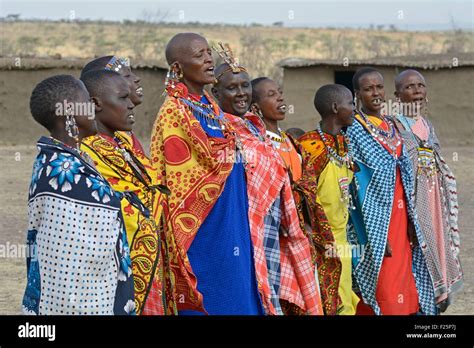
[0,144,472,314]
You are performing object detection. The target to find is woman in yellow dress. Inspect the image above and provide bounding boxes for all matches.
[299,84,360,315]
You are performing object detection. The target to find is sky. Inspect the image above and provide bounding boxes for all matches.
[1,0,473,31]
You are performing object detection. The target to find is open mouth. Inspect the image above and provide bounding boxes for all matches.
[277,104,287,113]
[128,114,135,122]
[372,98,383,106]
[235,99,248,109]
[205,66,215,75]
[135,87,143,96]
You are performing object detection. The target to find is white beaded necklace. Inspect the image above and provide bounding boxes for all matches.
[316,126,353,169]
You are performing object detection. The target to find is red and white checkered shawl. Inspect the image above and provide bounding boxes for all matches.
[226,113,323,315]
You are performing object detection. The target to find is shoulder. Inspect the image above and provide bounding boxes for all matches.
[244,112,265,130]
[224,112,242,124]
[81,135,116,157]
[298,131,325,160]
[346,115,365,135]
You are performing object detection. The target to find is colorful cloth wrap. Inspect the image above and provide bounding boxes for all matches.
[150,83,237,313]
[296,131,345,315]
[232,113,323,315]
[81,132,177,315]
[346,114,437,315]
[23,136,135,315]
[396,115,463,310]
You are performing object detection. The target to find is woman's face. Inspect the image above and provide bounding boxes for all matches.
[356,71,385,115]
[176,37,215,87]
[120,66,143,106]
[396,72,427,112]
[253,79,287,122]
[212,71,252,117]
[95,75,136,134]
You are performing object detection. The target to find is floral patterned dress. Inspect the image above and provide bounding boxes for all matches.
[22,136,135,315]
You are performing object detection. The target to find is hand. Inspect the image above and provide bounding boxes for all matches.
[279,225,289,238]
[407,220,418,249]
[384,241,392,257]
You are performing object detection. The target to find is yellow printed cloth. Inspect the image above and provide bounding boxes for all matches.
[149,83,236,313]
[299,130,359,314]
[81,133,177,315]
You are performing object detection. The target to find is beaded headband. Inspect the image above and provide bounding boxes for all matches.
[213,42,247,81]
[104,56,130,73]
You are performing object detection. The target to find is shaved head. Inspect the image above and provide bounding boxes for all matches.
[314,84,352,118]
[214,63,228,77]
[213,63,230,84]
[165,32,208,65]
[81,69,128,100]
[395,69,425,91]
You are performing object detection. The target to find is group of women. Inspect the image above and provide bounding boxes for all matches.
[22,32,462,315]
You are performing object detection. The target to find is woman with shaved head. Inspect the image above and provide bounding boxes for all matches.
[394,69,463,312]
[150,33,264,315]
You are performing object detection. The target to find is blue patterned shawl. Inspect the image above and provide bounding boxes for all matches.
[346,118,436,315]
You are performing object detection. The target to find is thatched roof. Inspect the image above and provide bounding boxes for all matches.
[0,57,168,71]
[278,52,474,70]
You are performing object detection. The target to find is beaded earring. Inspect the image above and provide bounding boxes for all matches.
[65,107,80,150]
[164,65,182,89]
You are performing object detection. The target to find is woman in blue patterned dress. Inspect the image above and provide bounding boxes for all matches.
[22,75,135,315]
[347,67,436,315]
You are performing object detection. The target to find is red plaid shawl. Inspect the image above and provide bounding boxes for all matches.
[226,113,323,315]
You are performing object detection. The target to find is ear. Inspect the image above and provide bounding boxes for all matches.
[171,62,182,75]
[91,97,102,113]
[331,102,338,115]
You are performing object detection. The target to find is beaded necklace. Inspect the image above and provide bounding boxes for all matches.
[266,129,292,152]
[314,128,355,210]
[315,126,353,169]
[112,134,171,211]
[180,97,226,131]
[358,110,401,158]
[397,115,437,191]
[244,119,266,142]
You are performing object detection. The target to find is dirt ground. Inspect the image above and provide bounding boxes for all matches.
[0,144,472,315]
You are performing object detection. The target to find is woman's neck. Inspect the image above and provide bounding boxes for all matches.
[96,122,115,138]
[50,127,79,149]
[184,79,204,96]
[264,119,279,134]
[320,119,342,136]
[361,106,381,118]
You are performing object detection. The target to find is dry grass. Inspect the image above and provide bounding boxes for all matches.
[1,20,473,78]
